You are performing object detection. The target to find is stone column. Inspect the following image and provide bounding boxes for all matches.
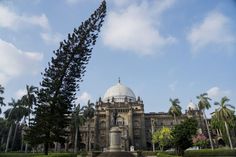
[140,113,146,149]
[105,109,110,148]
[128,107,134,146]
[94,113,98,150]
[109,126,121,152]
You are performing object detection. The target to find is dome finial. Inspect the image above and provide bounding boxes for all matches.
[118,77,121,83]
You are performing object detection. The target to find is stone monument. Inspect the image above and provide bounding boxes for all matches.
[97,109,137,157]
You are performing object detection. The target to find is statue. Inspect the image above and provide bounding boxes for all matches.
[112,109,118,126]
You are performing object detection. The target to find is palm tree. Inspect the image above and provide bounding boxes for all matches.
[21,85,37,125]
[213,96,235,149]
[71,104,85,153]
[4,99,17,152]
[82,100,95,152]
[0,85,5,114]
[4,99,29,152]
[20,85,37,152]
[168,98,182,124]
[196,93,214,150]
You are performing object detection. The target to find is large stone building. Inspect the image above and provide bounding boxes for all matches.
[80,80,206,151]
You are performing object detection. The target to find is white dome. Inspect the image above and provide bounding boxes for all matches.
[187,101,198,110]
[103,82,136,102]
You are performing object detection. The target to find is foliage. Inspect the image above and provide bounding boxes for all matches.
[82,100,95,151]
[71,104,85,153]
[157,152,181,157]
[168,98,182,124]
[152,127,173,151]
[196,93,211,110]
[212,96,235,149]
[192,133,208,148]
[184,149,236,157]
[213,96,235,122]
[0,84,5,114]
[26,1,106,155]
[171,118,198,156]
[196,93,214,150]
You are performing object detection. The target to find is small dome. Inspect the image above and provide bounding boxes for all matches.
[187,101,198,110]
[103,81,136,103]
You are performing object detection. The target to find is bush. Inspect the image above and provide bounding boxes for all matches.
[184,149,236,157]
[157,152,181,157]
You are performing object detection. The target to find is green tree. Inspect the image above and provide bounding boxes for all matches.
[4,99,29,152]
[0,85,5,114]
[71,104,85,153]
[82,100,95,152]
[213,96,235,149]
[20,85,37,152]
[152,127,173,151]
[21,85,37,125]
[171,118,198,156]
[0,117,8,151]
[168,98,182,124]
[196,93,213,150]
[26,1,106,155]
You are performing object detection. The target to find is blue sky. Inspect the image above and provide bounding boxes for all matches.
[0,0,235,117]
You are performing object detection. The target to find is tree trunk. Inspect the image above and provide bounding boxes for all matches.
[11,123,19,150]
[44,142,49,155]
[5,123,13,152]
[74,127,78,153]
[21,130,24,151]
[224,121,233,149]
[203,111,214,150]
[25,143,28,153]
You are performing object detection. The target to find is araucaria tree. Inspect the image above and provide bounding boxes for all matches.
[26,1,106,155]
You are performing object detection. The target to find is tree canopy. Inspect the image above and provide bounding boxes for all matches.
[26,1,106,155]
[171,118,198,156]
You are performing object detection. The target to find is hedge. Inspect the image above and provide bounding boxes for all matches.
[157,152,181,157]
[184,149,236,157]
[0,153,76,157]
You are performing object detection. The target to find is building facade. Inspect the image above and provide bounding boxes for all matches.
[80,81,206,151]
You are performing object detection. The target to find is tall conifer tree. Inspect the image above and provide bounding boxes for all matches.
[26,1,106,155]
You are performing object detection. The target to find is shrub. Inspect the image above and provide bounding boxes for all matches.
[184,149,236,157]
[157,152,181,157]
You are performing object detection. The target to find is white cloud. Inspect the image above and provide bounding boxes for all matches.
[102,0,176,55]
[0,38,43,85]
[0,4,50,30]
[76,92,92,105]
[40,32,63,45]
[187,11,236,53]
[207,86,231,101]
[15,89,27,99]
